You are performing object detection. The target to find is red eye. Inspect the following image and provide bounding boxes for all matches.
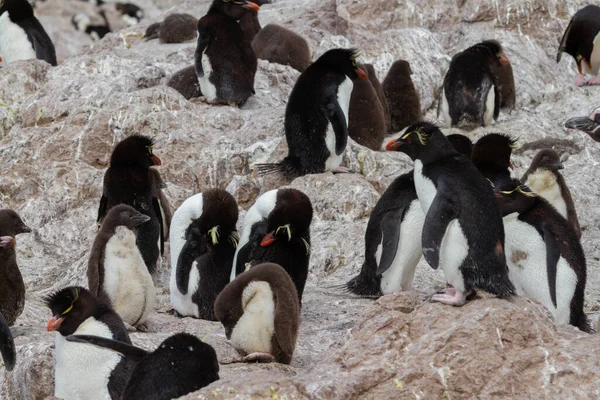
[494,192,501,197]
[406,138,412,144]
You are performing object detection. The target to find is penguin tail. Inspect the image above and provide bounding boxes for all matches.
[255,158,300,178]
[571,310,594,334]
[469,267,516,298]
[344,272,383,298]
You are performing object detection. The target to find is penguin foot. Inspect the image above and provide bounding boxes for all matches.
[431,289,471,306]
[242,352,276,363]
[575,74,587,87]
[135,323,150,332]
[332,166,350,174]
[124,322,137,332]
[586,74,600,85]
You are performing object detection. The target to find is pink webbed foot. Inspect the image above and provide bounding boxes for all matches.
[586,74,600,85]
[575,74,587,87]
[242,352,276,363]
[332,166,350,173]
[431,289,472,306]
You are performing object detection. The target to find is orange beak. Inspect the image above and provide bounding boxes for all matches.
[385,139,401,151]
[47,316,64,332]
[499,55,510,66]
[260,231,276,247]
[242,2,260,11]
[151,154,162,166]
[509,161,514,170]
[356,68,367,80]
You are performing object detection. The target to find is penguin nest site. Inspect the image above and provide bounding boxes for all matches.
[2,0,600,398]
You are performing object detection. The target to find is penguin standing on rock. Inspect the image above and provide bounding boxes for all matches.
[251,24,311,72]
[45,286,135,399]
[195,0,261,107]
[557,4,600,86]
[88,204,156,329]
[231,188,312,304]
[564,106,600,141]
[439,40,508,128]
[386,122,515,305]
[257,48,367,177]
[522,149,581,238]
[0,209,31,326]
[72,11,111,41]
[115,3,144,26]
[493,178,591,332]
[364,64,391,134]
[97,135,164,275]
[144,13,197,43]
[382,60,421,133]
[167,65,203,100]
[215,263,299,364]
[348,63,386,150]
[66,333,220,400]
[169,189,239,320]
[0,312,15,371]
[0,0,57,66]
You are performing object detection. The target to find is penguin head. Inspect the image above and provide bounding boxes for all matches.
[388,59,413,76]
[0,209,32,237]
[1,0,35,19]
[492,177,537,216]
[210,0,261,20]
[314,48,368,80]
[564,107,600,140]
[190,189,239,247]
[101,204,151,231]
[45,287,98,336]
[110,135,161,168]
[446,134,473,158]
[472,133,518,173]
[157,334,220,383]
[385,122,455,163]
[477,40,510,66]
[260,189,312,249]
[529,149,565,173]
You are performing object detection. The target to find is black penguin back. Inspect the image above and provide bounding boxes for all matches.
[558,5,600,63]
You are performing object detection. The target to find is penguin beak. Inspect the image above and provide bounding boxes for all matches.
[150,154,162,166]
[260,231,276,247]
[20,224,32,234]
[509,161,514,170]
[385,138,403,151]
[131,214,151,227]
[242,1,260,11]
[551,162,564,170]
[499,55,510,66]
[0,236,15,248]
[47,316,65,332]
[356,68,367,80]
[564,116,600,135]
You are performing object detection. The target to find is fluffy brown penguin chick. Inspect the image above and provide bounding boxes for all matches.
[348,63,386,150]
[382,60,421,133]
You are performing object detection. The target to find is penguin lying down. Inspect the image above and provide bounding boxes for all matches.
[67,332,220,400]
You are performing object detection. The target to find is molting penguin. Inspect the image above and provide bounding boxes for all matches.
[386,122,515,305]
[557,4,600,86]
[564,106,600,141]
[522,149,581,238]
[195,0,260,107]
[0,312,15,371]
[252,24,311,72]
[66,333,219,400]
[167,65,202,100]
[88,204,156,328]
[0,210,31,326]
[115,2,144,26]
[346,134,473,297]
[144,13,197,43]
[45,286,135,399]
[348,63,386,150]
[72,11,110,41]
[169,189,239,320]
[364,64,391,134]
[257,48,367,177]
[471,133,517,182]
[493,178,591,332]
[382,60,421,133]
[0,0,57,66]
[97,135,164,275]
[215,262,299,364]
[439,40,507,128]
[231,188,312,304]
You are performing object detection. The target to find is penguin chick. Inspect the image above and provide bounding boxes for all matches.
[471,133,517,182]
[98,135,164,275]
[522,149,581,238]
[72,11,110,41]
[0,312,15,371]
[364,64,391,134]
[488,45,516,111]
[0,0,57,66]
[195,0,261,107]
[66,333,220,400]
[439,40,507,128]
[252,24,311,72]
[446,134,473,159]
[386,122,515,305]
[348,63,386,150]
[564,106,600,141]
[144,13,197,43]
[231,188,312,305]
[557,4,600,86]
[239,0,271,42]
[115,2,144,26]
[257,48,367,177]
[493,177,591,332]
[382,60,421,133]
[167,65,202,100]
[88,204,156,328]
[0,209,31,326]
[169,189,239,320]
[45,286,135,399]
[215,262,299,364]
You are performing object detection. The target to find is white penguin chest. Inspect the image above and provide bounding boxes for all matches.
[324,77,353,171]
[0,13,37,64]
[103,226,155,326]
[526,171,567,218]
[585,31,600,75]
[414,160,437,213]
[230,281,275,354]
[198,51,217,101]
[54,318,121,400]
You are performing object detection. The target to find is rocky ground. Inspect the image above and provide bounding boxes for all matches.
[1,0,600,398]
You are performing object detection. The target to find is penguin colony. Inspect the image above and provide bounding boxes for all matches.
[1,0,600,398]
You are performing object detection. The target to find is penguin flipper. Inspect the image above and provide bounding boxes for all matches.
[542,225,560,308]
[97,194,108,227]
[421,191,459,270]
[273,282,299,362]
[375,207,408,275]
[152,197,164,255]
[194,26,210,78]
[324,87,348,155]
[19,19,57,66]
[176,234,207,294]
[557,19,574,62]
[66,334,148,362]
[0,313,16,372]
[493,84,500,121]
